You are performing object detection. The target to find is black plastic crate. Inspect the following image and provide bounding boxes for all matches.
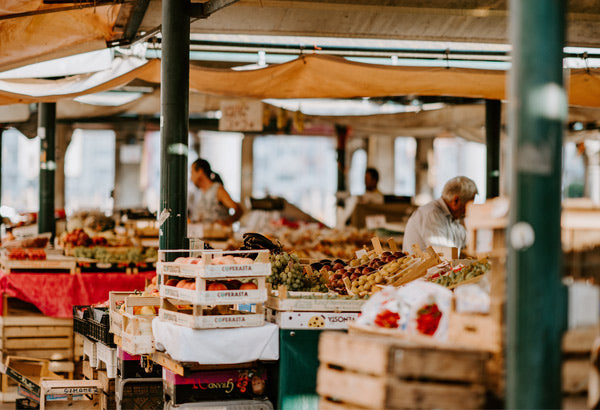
[16,398,39,409]
[118,358,162,379]
[118,378,163,410]
[72,305,91,337]
[88,307,114,346]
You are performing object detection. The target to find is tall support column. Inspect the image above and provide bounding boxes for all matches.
[335,125,349,194]
[414,137,434,204]
[55,124,73,212]
[507,1,567,408]
[240,135,254,206]
[160,0,190,251]
[38,103,56,239]
[485,100,501,198]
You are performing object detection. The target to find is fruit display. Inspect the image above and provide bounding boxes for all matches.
[6,248,46,261]
[268,252,328,292]
[163,277,258,291]
[430,260,491,288]
[326,251,409,296]
[240,227,372,260]
[73,246,157,263]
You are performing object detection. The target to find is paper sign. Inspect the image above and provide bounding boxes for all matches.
[219,100,263,131]
[365,214,386,230]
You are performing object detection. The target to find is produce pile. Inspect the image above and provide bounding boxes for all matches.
[429,260,490,288]
[268,252,328,292]
[73,246,157,263]
[245,227,373,260]
[6,248,46,261]
[318,251,416,296]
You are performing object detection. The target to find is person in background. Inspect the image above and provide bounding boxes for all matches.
[402,176,478,254]
[359,167,385,205]
[188,159,243,226]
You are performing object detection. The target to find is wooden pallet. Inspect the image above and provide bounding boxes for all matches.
[317,331,489,410]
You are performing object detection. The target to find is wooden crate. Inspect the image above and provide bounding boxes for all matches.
[465,198,508,257]
[159,298,264,329]
[562,325,599,403]
[317,331,488,410]
[0,315,73,361]
[40,379,101,410]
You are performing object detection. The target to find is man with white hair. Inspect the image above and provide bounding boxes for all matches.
[402,176,478,254]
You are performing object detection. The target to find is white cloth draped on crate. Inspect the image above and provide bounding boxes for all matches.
[152,319,279,364]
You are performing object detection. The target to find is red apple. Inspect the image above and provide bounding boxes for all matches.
[207,283,228,291]
[165,279,179,287]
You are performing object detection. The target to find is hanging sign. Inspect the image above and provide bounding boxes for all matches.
[219,100,263,132]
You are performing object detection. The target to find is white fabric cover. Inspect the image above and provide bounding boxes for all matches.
[152,318,279,364]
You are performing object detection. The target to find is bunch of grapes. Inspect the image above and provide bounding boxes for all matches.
[305,274,329,293]
[268,252,306,291]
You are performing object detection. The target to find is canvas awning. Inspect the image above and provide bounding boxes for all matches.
[1,54,600,107]
[0,1,121,72]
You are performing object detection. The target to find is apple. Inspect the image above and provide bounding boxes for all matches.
[165,279,179,287]
[332,263,344,271]
[151,275,158,285]
[240,282,258,290]
[175,280,187,288]
[207,282,228,291]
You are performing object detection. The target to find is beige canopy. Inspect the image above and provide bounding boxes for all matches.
[1,54,600,107]
[0,1,120,72]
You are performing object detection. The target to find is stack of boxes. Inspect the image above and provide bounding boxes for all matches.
[155,249,276,409]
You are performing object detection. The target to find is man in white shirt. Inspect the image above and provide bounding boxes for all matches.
[402,176,478,254]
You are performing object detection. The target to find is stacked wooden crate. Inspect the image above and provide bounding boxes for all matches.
[0,297,74,402]
[317,331,490,409]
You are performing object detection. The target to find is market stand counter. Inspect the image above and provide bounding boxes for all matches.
[0,271,155,318]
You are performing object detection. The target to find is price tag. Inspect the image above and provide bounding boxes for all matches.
[355,249,368,258]
[365,214,386,230]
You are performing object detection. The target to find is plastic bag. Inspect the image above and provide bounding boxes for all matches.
[355,286,404,330]
[396,281,453,340]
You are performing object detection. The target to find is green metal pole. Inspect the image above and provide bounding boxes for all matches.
[507,1,567,408]
[159,0,190,252]
[485,100,501,198]
[38,102,56,240]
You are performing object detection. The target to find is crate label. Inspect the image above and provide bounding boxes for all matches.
[159,264,181,275]
[49,387,98,395]
[268,310,359,329]
[6,367,40,395]
[163,287,181,298]
[213,316,248,324]
[162,311,178,322]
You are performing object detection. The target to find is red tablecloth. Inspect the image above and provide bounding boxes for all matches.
[0,271,155,318]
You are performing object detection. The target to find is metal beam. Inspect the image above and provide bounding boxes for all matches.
[159,0,190,253]
[507,1,567,408]
[38,102,56,240]
[485,100,501,198]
